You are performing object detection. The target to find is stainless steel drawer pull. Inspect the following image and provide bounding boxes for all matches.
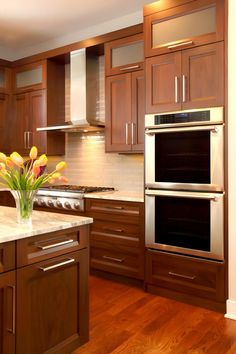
[103,228,124,233]
[39,258,75,272]
[125,123,129,145]
[7,285,16,334]
[168,271,196,280]
[103,255,125,263]
[167,41,193,49]
[105,206,124,210]
[36,239,74,250]
[182,75,186,103]
[120,65,140,71]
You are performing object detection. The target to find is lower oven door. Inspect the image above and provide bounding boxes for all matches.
[145,189,224,260]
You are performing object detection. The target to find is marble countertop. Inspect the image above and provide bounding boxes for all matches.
[0,206,93,244]
[84,190,144,203]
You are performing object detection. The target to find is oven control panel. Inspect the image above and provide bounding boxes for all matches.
[34,196,84,211]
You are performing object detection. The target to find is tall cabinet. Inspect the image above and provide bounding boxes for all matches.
[105,34,145,153]
[11,60,65,155]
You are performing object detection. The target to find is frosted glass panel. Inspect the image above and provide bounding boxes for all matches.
[0,70,4,87]
[16,67,42,88]
[112,41,144,68]
[152,7,216,47]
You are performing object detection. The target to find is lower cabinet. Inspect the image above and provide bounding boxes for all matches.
[145,249,226,312]
[0,225,89,354]
[87,198,145,279]
[0,271,16,354]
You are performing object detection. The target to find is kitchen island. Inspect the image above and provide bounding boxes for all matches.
[0,206,93,354]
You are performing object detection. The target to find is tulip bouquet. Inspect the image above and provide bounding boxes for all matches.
[0,146,68,224]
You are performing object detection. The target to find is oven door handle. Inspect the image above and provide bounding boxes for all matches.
[145,190,224,201]
[145,125,221,135]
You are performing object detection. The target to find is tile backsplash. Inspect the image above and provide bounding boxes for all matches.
[48,134,144,193]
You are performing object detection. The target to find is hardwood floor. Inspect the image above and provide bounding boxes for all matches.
[74,275,236,354]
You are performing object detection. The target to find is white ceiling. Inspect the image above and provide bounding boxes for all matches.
[0,0,152,61]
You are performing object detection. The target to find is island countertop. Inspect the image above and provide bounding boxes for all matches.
[0,206,93,244]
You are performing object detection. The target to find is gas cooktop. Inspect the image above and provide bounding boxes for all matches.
[40,185,115,193]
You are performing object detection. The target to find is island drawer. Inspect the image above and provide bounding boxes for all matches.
[0,241,15,273]
[90,240,144,279]
[17,225,89,267]
[146,250,225,302]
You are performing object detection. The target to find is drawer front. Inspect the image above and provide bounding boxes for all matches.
[91,241,144,279]
[91,220,140,247]
[0,242,15,273]
[146,250,225,302]
[17,225,89,267]
[86,199,142,218]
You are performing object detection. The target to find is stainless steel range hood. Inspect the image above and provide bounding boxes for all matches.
[37,48,105,133]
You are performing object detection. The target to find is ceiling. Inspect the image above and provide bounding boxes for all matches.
[0,0,152,61]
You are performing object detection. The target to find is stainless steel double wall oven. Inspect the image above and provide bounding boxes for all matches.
[145,107,224,261]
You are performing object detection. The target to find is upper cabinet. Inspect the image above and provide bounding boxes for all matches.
[105,33,144,76]
[13,61,46,92]
[0,67,12,93]
[144,0,225,57]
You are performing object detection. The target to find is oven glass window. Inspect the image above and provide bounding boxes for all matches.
[155,131,210,184]
[155,196,210,251]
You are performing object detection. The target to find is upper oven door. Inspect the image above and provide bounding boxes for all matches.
[145,124,224,192]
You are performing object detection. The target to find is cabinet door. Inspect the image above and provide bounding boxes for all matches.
[13,61,46,92]
[16,250,89,354]
[29,90,47,154]
[12,93,30,155]
[146,52,182,113]
[0,93,11,153]
[0,271,16,354]
[131,70,145,152]
[105,73,132,152]
[0,67,11,93]
[182,42,224,109]
[144,0,224,57]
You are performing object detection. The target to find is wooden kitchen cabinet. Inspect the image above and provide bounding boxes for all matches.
[105,33,144,76]
[11,59,65,155]
[146,42,224,113]
[0,67,11,93]
[0,271,16,354]
[0,93,11,154]
[15,225,89,354]
[144,0,225,58]
[87,198,145,279]
[145,249,226,312]
[105,70,145,152]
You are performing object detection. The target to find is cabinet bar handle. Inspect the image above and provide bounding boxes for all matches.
[174,76,179,103]
[103,227,124,233]
[7,285,16,334]
[36,239,74,250]
[167,40,193,49]
[105,206,124,210]
[168,271,196,280]
[131,123,135,145]
[24,131,27,149]
[103,255,125,263]
[120,65,140,71]
[182,75,186,102]
[27,131,32,148]
[125,123,129,145]
[39,258,75,272]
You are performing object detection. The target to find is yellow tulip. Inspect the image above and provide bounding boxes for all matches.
[32,165,40,176]
[56,161,67,172]
[37,154,48,167]
[0,162,6,170]
[29,146,38,160]
[5,158,14,168]
[48,178,56,184]
[10,152,24,167]
[51,172,61,179]
[59,176,69,183]
[0,152,7,162]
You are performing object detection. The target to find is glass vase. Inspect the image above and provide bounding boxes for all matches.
[10,190,38,225]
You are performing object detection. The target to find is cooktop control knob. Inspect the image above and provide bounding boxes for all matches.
[56,201,62,208]
[47,200,54,207]
[64,202,72,209]
[74,202,81,210]
[39,199,46,207]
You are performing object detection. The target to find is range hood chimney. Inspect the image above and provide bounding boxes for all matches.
[37,48,105,133]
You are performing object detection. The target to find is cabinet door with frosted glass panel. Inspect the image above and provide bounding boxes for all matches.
[13,61,46,92]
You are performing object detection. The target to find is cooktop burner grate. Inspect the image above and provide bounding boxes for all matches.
[41,185,115,193]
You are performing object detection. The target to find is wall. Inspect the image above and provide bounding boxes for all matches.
[226,0,236,319]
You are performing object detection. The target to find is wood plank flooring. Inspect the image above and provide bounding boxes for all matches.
[74,275,236,354]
